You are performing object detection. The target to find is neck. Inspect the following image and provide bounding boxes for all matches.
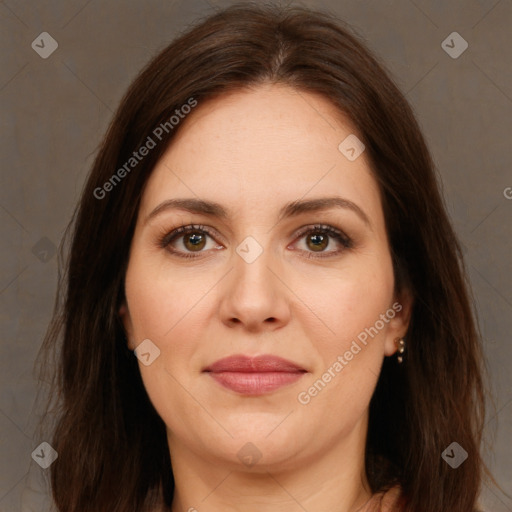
[168,414,372,512]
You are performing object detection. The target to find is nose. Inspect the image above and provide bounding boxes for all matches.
[218,244,291,333]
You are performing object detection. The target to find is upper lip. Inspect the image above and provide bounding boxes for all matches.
[203,354,306,373]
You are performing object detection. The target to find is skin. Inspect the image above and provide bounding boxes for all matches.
[120,83,412,512]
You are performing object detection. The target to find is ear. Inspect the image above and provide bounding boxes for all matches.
[119,301,136,351]
[383,288,413,357]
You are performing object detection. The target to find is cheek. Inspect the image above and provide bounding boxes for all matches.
[124,254,212,343]
[294,275,392,423]
[297,262,394,408]
[123,253,219,411]
[297,257,395,352]
[124,259,207,421]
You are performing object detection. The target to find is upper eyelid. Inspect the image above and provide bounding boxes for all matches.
[162,223,350,249]
[176,224,223,241]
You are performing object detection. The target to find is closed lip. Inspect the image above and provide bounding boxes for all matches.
[203,354,307,373]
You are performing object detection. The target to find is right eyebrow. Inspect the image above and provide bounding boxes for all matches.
[144,198,229,226]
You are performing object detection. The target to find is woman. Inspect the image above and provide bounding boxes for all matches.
[37,3,491,511]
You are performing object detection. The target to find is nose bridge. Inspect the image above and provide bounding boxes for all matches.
[219,233,290,329]
[232,236,277,302]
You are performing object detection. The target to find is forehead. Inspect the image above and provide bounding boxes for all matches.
[163,84,363,170]
[139,84,382,224]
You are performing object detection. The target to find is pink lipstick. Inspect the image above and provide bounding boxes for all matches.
[203,354,306,395]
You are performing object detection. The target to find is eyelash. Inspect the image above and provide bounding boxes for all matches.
[158,223,353,260]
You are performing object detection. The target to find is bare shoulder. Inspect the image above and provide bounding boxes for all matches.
[379,485,405,511]
[379,488,484,511]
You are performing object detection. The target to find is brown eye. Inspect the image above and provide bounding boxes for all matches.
[292,224,353,259]
[306,232,329,252]
[160,224,223,259]
[183,232,207,251]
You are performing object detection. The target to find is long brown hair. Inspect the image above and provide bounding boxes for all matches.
[37,3,491,511]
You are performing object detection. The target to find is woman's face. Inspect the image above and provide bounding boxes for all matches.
[121,84,410,472]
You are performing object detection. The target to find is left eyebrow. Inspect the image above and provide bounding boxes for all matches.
[277,197,371,228]
[144,196,371,228]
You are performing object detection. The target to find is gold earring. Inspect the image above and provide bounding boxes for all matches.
[395,337,406,363]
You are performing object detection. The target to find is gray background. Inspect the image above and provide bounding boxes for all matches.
[0,0,511,510]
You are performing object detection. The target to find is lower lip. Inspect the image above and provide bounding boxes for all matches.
[207,371,304,395]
